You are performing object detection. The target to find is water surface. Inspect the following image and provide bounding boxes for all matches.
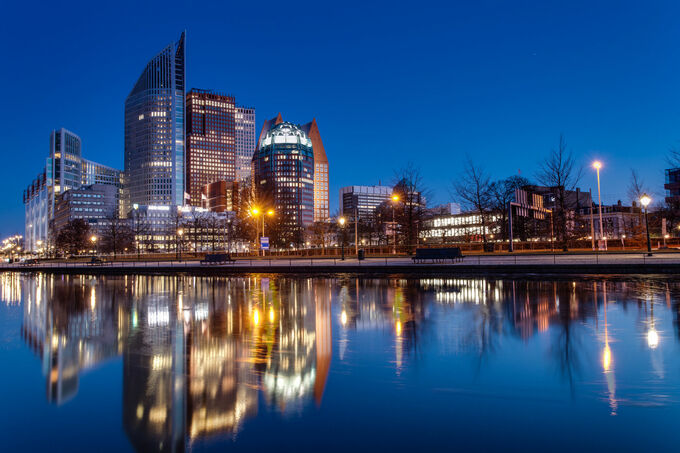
[1,273,680,452]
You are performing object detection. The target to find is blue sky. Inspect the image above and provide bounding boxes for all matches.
[1,0,680,237]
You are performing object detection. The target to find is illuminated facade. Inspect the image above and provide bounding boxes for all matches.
[23,129,122,252]
[201,180,238,212]
[186,89,236,206]
[256,114,329,223]
[339,185,393,221]
[253,122,315,245]
[124,31,186,208]
[235,106,256,182]
[420,212,500,243]
[300,119,329,222]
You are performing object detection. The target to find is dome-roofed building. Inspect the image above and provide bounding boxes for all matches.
[252,121,315,246]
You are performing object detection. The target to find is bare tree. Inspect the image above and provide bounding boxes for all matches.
[536,135,582,250]
[101,215,133,258]
[393,163,429,252]
[627,169,647,204]
[454,157,493,244]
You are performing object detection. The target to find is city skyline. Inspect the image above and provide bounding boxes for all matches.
[4,1,680,238]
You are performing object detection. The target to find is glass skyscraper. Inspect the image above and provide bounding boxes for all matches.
[124,31,186,209]
[252,122,315,245]
[23,128,122,252]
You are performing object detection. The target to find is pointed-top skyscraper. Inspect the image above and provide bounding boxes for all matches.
[125,32,186,209]
[300,119,329,222]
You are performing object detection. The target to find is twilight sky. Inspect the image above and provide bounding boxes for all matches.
[1,0,679,237]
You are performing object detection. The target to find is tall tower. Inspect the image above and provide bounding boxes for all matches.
[185,89,235,206]
[124,31,186,209]
[300,119,329,222]
[252,122,315,245]
[235,106,256,182]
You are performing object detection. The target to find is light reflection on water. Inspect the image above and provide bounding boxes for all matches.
[2,273,680,452]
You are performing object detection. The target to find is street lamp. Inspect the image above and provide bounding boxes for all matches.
[133,203,140,260]
[90,235,98,256]
[338,216,346,260]
[250,208,274,256]
[177,228,184,261]
[36,239,43,259]
[391,194,400,254]
[640,194,652,256]
[592,161,606,251]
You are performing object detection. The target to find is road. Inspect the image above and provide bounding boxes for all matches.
[4,252,680,273]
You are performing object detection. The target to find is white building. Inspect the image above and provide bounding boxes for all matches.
[235,106,256,182]
[24,129,122,252]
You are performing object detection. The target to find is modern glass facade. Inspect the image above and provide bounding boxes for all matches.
[124,32,186,208]
[252,122,315,244]
[23,129,122,252]
[235,106,256,182]
[186,89,235,206]
[339,185,393,221]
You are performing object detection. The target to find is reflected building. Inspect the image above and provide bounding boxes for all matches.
[20,274,124,404]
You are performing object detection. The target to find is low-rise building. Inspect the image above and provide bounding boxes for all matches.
[577,201,643,240]
[52,184,119,237]
[201,181,238,212]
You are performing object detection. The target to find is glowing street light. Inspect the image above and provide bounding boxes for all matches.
[391,194,400,254]
[592,161,606,251]
[338,216,346,260]
[90,235,98,256]
[177,228,184,261]
[640,194,652,255]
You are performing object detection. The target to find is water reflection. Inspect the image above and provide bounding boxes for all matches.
[7,274,680,451]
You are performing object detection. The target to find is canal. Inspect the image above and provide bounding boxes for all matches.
[1,273,679,452]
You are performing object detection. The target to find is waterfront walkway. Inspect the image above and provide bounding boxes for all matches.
[4,252,680,275]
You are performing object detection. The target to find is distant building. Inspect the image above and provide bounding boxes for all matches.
[186,89,236,206]
[523,185,592,212]
[23,129,122,252]
[252,122,315,245]
[52,184,119,236]
[665,168,680,204]
[124,31,186,208]
[201,181,238,212]
[577,201,642,240]
[235,106,256,182]
[339,185,393,221]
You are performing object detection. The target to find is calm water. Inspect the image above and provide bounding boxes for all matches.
[1,273,680,452]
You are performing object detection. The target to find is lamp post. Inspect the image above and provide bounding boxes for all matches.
[593,161,607,251]
[177,228,184,261]
[391,194,400,254]
[640,194,652,256]
[338,216,346,260]
[250,208,274,256]
[133,203,140,260]
[90,235,98,257]
[36,239,43,259]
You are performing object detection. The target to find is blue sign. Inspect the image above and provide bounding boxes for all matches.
[260,237,269,250]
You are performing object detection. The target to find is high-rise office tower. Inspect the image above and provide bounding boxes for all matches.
[252,122,315,244]
[235,106,256,182]
[257,114,329,222]
[300,119,329,222]
[23,128,122,251]
[185,89,235,206]
[124,31,186,209]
